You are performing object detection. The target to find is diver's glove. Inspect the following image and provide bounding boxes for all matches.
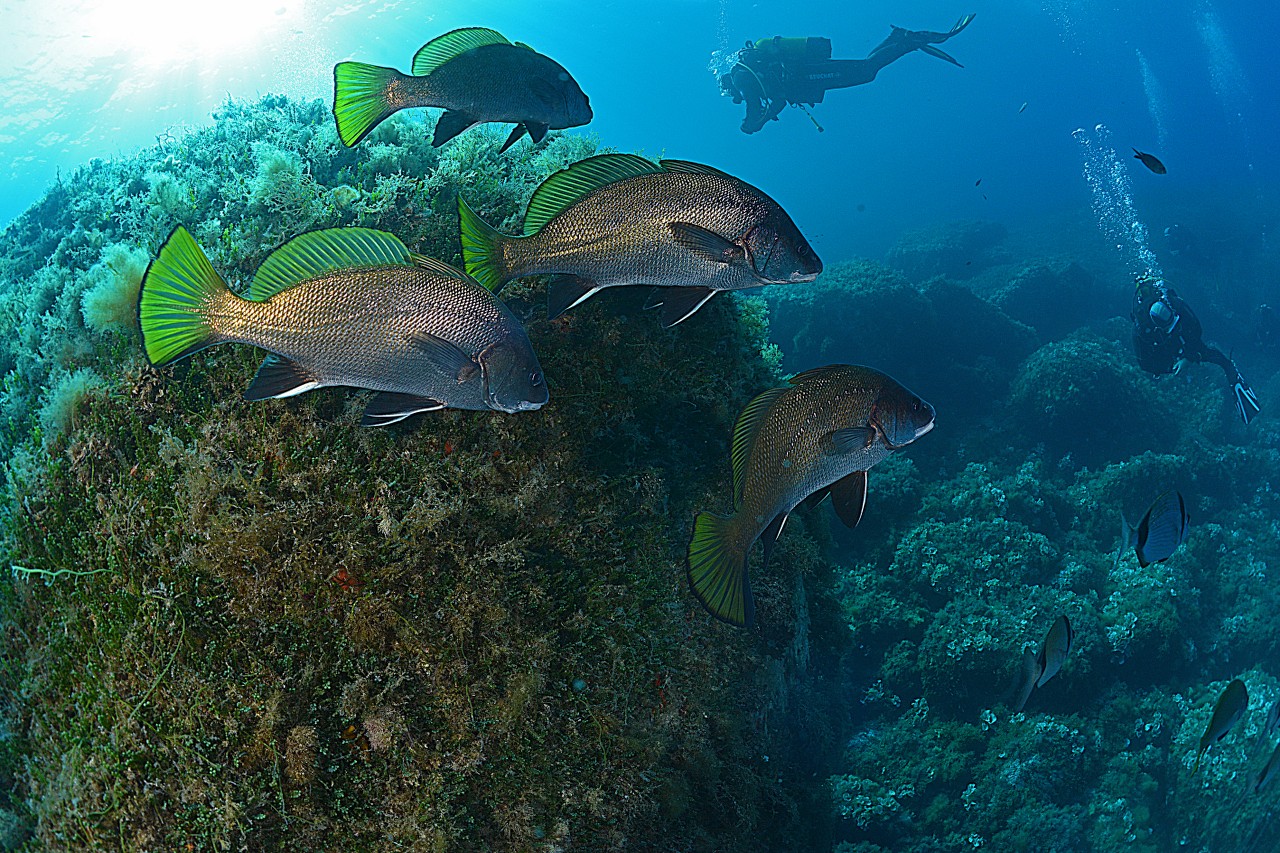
[1233,379,1260,425]
[1172,357,1190,375]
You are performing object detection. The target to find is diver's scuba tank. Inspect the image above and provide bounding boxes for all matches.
[753,36,832,62]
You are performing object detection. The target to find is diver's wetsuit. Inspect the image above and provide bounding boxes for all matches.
[1131,277,1261,424]
[720,15,975,134]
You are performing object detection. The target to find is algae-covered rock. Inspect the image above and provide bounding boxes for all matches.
[986,260,1113,341]
[766,259,1037,429]
[1008,329,1182,466]
[885,220,1009,281]
[0,96,839,852]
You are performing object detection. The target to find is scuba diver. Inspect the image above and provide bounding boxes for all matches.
[718,15,976,135]
[1131,274,1261,424]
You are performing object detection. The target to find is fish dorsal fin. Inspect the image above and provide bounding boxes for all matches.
[524,153,665,236]
[410,253,472,282]
[513,41,536,51]
[787,365,844,386]
[730,385,789,508]
[659,159,734,179]
[412,27,511,77]
[249,228,413,301]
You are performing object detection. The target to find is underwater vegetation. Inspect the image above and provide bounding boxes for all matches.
[0,96,849,851]
[1,92,1279,853]
[792,224,1280,851]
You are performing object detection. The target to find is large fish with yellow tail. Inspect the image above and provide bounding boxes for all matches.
[687,365,935,627]
[137,226,548,425]
[459,153,822,327]
[333,27,592,150]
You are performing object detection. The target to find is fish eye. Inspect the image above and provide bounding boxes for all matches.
[530,371,544,387]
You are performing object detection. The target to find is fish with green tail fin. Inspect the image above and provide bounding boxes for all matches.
[458,153,821,327]
[333,27,592,149]
[1193,678,1248,774]
[687,365,934,626]
[137,226,547,425]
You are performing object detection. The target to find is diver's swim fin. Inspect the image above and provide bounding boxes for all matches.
[1234,381,1260,425]
[946,14,976,39]
[920,44,963,67]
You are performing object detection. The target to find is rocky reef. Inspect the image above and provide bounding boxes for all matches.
[4,93,1280,853]
[786,224,1280,851]
[0,97,845,851]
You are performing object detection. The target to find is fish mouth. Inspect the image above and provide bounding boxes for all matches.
[914,420,935,440]
[502,399,546,413]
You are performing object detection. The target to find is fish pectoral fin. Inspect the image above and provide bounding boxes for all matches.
[524,121,549,144]
[527,77,559,106]
[645,286,717,328]
[361,392,447,427]
[408,332,481,383]
[759,512,788,572]
[829,426,876,454]
[547,275,599,319]
[829,470,868,530]
[432,110,480,147]
[244,354,320,401]
[919,44,962,67]
[498,124,527,154]
[668,222,744,265]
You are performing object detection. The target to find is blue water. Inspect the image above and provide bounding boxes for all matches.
[4,0,1277,259]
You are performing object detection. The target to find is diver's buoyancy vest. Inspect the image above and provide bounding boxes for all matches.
[753,36,832,63]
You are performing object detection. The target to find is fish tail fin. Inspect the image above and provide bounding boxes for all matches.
[333,61,405,146]
[137,226,236,367]
[687,511,754,628]
[457,196,511,292]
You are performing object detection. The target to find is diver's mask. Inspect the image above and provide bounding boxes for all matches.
[1149,299,1180,334]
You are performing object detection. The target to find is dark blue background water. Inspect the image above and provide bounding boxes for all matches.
[2,0,1278,266]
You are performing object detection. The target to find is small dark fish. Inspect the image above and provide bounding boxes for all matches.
[1119,491,1190,568]
[1133,148,1167,174]
[1257,741,1280,793]
[975,178,982,186]
[138,227,548,425]
[1036,615,1074,688]
[1013,615,1074,711]
[687,365,935,626]
[333,27,592,149]
[1018,101,1028,113]
[460,154,822,327]
[1136,491,1191,566]
[1193,678,1248,774]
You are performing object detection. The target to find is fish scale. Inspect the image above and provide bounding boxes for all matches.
[138,226,546,423]
[214,266,511,406]
[398,45,580,123]
[737,371,895,534]
[506,171,783,292]
[687,364,935,627]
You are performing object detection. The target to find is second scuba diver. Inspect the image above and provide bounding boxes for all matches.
[718,15,976,135]
[1131,275,1261,425]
